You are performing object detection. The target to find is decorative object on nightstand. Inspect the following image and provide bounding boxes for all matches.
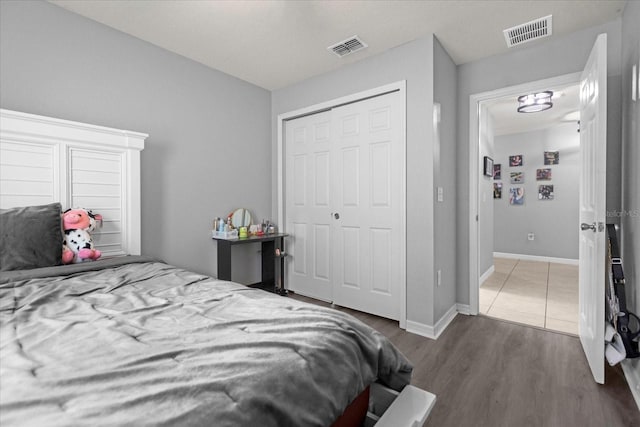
[231,208,251,229]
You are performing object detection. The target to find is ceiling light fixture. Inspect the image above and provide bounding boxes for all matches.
[517,91,553,113]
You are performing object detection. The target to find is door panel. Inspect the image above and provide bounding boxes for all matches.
[292,222,307,275]
[370,228,392,294]
[314,152,330,206]
[285,111,333,301]
[332,92,402,320]
[578,33,607,384]
[371,142,391,206]
[314,224,330,280]
[341,226,361,287]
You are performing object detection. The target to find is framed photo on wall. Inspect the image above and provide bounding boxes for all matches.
[509,187,525,205]
[483,156,494,177]
[509,154,523,167]
[544,151,559,165]
[510,171,524,184]
[493,164,501,180]
[536,168,552,180]
[493,182,503,199]
[538,185,554,200]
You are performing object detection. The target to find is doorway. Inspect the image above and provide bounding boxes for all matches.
[468,72,582,317]
[478,82,581,334]
[472,34,607,385]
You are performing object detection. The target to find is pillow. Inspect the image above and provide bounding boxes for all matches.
[0,203,63,271]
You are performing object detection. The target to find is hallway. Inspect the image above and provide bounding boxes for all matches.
[479,257,579,334]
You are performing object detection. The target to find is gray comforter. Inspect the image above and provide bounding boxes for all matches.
[0,257,412,426]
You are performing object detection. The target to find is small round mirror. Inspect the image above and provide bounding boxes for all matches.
[231,208,251,228]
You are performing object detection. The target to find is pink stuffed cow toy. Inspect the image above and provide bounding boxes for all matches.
[62,208,103,264]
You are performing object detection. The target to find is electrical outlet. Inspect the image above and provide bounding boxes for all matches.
[528,233,535,241]
[437,270,442,286]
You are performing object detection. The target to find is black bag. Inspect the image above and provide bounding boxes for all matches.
[606,224,640,359]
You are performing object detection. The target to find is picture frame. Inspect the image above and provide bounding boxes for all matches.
[493,164,501,180]
[538,185,554,200]
[544,151,559,165]
[483,156,494,177]
[536,168,552,180]
[509,187,525,205]
[509,154,523,167]
[493,182,502,199]
[510,171,524,184]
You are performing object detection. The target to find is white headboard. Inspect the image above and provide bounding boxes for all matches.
[0,109,147,257]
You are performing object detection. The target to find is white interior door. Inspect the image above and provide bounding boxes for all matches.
[285,110,334,301]
[284,90,404,320]
[578,33,607,384]
[331,92,403,320]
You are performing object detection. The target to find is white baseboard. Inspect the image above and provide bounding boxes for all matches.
[406,304,458,340]
[406,320,436,339]
[456,303,471,315]
[493,252,578,265]
[621,359,640,412]
[479,265,495,286]
[434,304,458,338]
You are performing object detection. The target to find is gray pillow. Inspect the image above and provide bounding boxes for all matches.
[0,203,63,271]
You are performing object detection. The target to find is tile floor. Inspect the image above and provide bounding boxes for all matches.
[479,257,579,335]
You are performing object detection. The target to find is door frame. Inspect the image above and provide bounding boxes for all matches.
[277,80,407,329]
[468,72,581,315]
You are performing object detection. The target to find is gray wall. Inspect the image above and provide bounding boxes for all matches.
[621,0,640,334]
[0,1,271,282]
[456,20,623,305]
[272,36,438,325]
[433,37,458,321]
[493,123,580,260]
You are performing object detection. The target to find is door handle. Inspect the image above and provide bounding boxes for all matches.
[581,222,596,232]
[331,212,340,219]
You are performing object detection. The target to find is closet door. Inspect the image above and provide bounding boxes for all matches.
[285,111,334,301]
[331,91,403,320]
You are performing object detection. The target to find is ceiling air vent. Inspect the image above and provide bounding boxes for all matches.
[503,15,552,48]
[328,35,368,58]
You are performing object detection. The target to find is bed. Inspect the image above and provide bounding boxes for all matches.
[0,255,415,426]
[0,109,435,426]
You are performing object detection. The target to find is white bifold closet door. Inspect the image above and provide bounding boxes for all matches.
[285,91,403,320]
[286,110,334,302]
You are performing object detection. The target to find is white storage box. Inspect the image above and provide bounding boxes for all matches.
[365,382,436,427]
[212,229,238,239]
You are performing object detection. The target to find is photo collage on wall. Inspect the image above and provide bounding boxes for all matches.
[493,163,502,198]
[538,151,559,200]
[509,154,524,205]
[492,150,559,204]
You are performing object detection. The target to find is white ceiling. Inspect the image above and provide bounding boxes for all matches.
[49,0,626,91]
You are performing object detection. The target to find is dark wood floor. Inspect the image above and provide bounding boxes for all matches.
[290,293,640,427]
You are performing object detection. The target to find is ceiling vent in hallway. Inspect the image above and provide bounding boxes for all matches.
[328,35,368,58]
[503,15,553,48]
